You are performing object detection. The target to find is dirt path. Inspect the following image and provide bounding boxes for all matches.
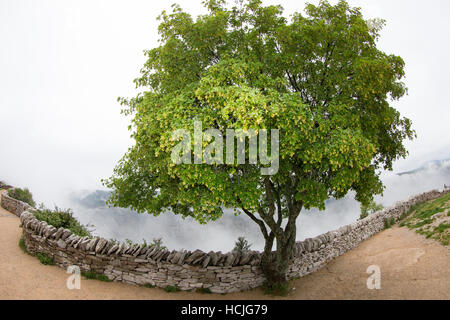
[0,203,448,300]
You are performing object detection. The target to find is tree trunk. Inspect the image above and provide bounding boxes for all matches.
[260,225,297,289]
[239,182,302,291]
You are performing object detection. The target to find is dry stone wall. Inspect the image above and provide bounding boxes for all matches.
[286,188,450,278]
[3,187,450,293]
[1,191,32,217]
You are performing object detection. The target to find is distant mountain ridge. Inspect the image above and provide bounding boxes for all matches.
[397,158,450,176]
[72,189,111,209]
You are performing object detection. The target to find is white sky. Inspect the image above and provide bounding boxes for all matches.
[1,0,449,205]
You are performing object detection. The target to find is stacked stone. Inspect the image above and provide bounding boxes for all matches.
[0,191,31,217]
[19,211,264,293]
[15,187,450,293]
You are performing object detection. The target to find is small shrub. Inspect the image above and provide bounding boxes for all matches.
[164,285,180,293]
[360,201,384,220]
[233,236,252,254]
[37,252,54,265]
[33,205,93,237]
[150,238,166,249]
[81,271,111,282]
[144,283,155,288]
[18,238,27,253]
[8,188,36,207]
[121,237,165,249]
[384,217,395,229]
[108,238,119,245]
[123,238,134,246]
[196,287,212,294]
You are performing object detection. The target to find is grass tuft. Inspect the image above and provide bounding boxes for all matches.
[262,281,290,296]
[196,287,212,294]
[81,271,112,282]
[18,238,27,253]
[384,217,395,229]
[164,285,180,293]
[37,252,55,265]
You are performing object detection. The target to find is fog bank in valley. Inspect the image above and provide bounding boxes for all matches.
[61,159,450,252]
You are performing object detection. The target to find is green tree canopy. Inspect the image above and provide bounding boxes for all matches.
[104,0,414,287]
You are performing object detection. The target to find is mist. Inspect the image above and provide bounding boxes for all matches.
[1,0,450,251]
[37,159,447,253]
[296,160,450,244]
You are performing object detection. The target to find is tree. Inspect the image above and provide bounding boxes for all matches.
[360,200,384,220]
[104,0,415,289]
[233,236,252,254]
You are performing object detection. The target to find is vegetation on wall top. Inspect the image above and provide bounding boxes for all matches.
[8,188,36,207]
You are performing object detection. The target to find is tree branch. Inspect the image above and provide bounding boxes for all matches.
[238,199,270,240]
